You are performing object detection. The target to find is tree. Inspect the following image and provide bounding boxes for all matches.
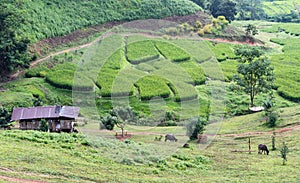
[245,24,258,37]
[236,0,265,20]
[191,0,208,9]
[39,118,48,132]
[111,107,136,137]
[0,107,12,129]
[234,46,275,107]
[186,117,207,140]
[100,115,116,130]
[209,0,237,22]
[263,95,279,127]
[0,3,31,80]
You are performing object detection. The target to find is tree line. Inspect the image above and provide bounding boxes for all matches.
[191,0,299,22]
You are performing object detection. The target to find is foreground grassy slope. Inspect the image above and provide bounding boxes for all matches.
[9,0,200,41]
[1,105,299,182]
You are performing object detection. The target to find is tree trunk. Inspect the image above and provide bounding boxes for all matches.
[121,128,124,137]
[250,95,254,107]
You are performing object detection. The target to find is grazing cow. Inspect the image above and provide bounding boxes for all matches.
[165,134,178,142]
[258,144,269,155]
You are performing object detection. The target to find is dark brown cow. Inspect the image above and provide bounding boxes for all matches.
[165,134,178,142]
[258,144,269,155]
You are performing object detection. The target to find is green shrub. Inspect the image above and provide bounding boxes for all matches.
[25,66,49,78]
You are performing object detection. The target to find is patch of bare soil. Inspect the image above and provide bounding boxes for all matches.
[29,21,123,57]
[0,175,47,183]
[163,11,212,26]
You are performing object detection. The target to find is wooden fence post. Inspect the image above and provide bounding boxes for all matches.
[248,137,251,154]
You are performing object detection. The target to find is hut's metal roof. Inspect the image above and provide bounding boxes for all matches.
[11,106,80,121]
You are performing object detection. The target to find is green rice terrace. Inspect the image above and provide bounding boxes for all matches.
[1,0,300,182]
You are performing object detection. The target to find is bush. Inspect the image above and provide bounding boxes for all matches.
[100,115,116,130]
[186,117,207,140]
[0,107,12,129]
[25,66,49,78]
[38,119,48,132]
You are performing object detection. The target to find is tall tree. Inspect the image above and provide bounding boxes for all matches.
[0,2,31,80]
[236,0,265,20]
[234,46,275,107]
[186,116,207,140]
[111,106,136,137]
[209,0,237,22]
[0,107,12,129]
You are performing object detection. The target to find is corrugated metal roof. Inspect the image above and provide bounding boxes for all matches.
[60,106,80,118]
[11,106,80,121]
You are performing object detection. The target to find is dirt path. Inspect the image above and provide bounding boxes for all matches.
[0,175,47,183]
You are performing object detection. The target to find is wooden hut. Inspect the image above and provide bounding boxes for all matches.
[11,106,80,132]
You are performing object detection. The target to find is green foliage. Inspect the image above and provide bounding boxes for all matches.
[245,24,258,43]
[5,0,200,42]
[263,95,279,128]
[209,0,237,22]
[235,0,266,20]
[261,1,300,22]
[268,37,300,102]
[0,3,31,79]
[45,63,76,90]
[39,119,48,132]
[0,107,12,129]
[99,115,116,130]
[95,46,127,97]
[186,117,207,140]
[281,142,288,165]
[264,23,300,35]
[135,75,171,100]
[209,42,237,61]
[25,66,50,78]
[126,40,159,64]
[234,45,275,107]
[154,41,191,62]
[111,106,137,136]
[45,62,93,91]
[178,61,206,85]
[1,130,88,146]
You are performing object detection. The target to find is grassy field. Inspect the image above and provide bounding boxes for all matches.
[0,104,299,182]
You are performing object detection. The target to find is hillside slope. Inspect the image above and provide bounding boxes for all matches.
[8,0,201,41]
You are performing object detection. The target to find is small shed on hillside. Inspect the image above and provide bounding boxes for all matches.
[11,106,80,132]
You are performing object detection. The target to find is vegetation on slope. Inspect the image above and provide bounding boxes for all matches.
[9,0,201,41]
[0,0,201,79]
